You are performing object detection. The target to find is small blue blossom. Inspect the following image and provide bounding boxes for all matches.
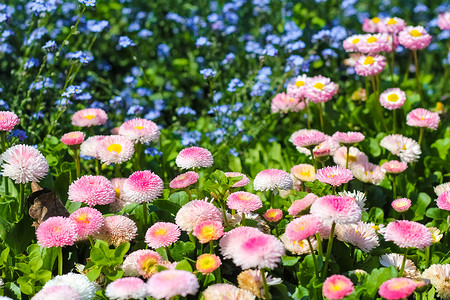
[229,148,239,157]
[138,29,153,38]
[24,57,39,69]
[127,105,144,115]
[227,78,244,92]
[61,85,82,97]
[86,20,109,32]
[118,36,135,48]
[176,106,196,115]
[181,131,201,145]
[196,37,212,47]
[213,92,223,102]
[42,40,58,52]
[200,68,217,79]
[157,44,170,57]
[144,110,161,120]
[9,130,27,142]
[145,147,162,156]
[78,0,96,6]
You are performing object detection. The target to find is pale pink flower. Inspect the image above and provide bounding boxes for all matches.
[175,199,222,232]
[122,170,164,203]
[293,131,328,149]
[196,254,221,275]
[147,270,199,299]
[357,33,388,54]
[336,222,380,253]
[316,166,354,186]
[398,26,432,50]
[105,277,148,300]
[333,146,369,169]
[94,215,137,246]
[391,198,411,212]
[36,216,78,248]
[378,278,416,300]
[291,164,316,182]
[355,54,386,76]
[0,144,49,184]
[262,208,283,223]
[97,135,135,165]
[80,135,106,159]
[0,111,20,132]
[305,75,338,104]
[280,233,318,255]
[379,17,406,34]
[271,93,304,113]
[61,131,85,146]
[313,136,341,157]
[285,214,321,242]
[193,220,224,243]
[33,285,82,300]
[438,12,450,30]
[118,118,160,144]
[227,192,262,213]
[323,275,354,300]
[381,160,408,174]
[436,191,450,211]
[253,169,293,191]
[406,108,440,130]
[42,273,96,300]
[71,108,108,127]
[288,193,318,217]
[422,264,450,299]
[224,172,250,187]
[68,175,115,206]
[176,146,213,169]
[137,251,164,279]
[203,284,256,300]
[122,250,162,277]
[69,207,104,239]
[351,162,386,185]
[380,134,421,164]
[169,171,199,189]
[310,195,362,226]
[110,178,129,212]
[145,222,181,249]
[434,182,450,196]
[343,35,364,52]
[383,220,432,249]
[362,17,382,33]
[286,74,309,99]
[379,253,421,279]
[332,131,365,145]
[379,88,406,110]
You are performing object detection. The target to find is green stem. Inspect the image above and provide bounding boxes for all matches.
[321,222,336,280]
[134,142,142,171]
[305,100,311,129]
[345,146,350,169]
[55,7,86,60]
[332,186,336,195]
[307,237,319,279]
[88,236,94,248]
[185,188,192,201]
[274,224,279,237]
[114,163,120,177]
[215,268,222,283]
[209,240,214,254]
[73,148,81,179]
[19,183,25,219]
[269,191,275,208]
[393,109,397,134]
[371,76,388,132]
[315,233,323,257]
[241,212,246,226]
[418,128,424,146]
[392,175,397,199]
[95,159,100,175]
[58,247,63,275]
[310,148,317,172]
[260,268,271,300]
[219,201,229,228]
[142,202,148,229]
[412,50,424,106]
[425,246,430,269]
[399,248,409,277]
[318,103,324,132]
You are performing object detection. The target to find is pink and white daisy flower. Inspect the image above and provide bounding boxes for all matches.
[288,193,318,217]
[253,169,293,191]
[285,214,321,242]
[351,162,386,185]
[169,171,199,189]
[392,198,411,212]
[224,172,250,187]
[333,146,369,169]
[332,131,365,145]
[280,233,318,255]
[434,182,450,196]
[122,250,162,277]
[36,216,78,248]
[61,131,85,146]
[105,277,148,300]
[323,275,355,300]
[406,108,440,130]
[118,118,160,144]
[379,88,406,110]
[422,264,450,299]
[79,135,106,159]
[68,175,115,206]
[380,134,421,164]
[136,251,164,279]
[227,192,262,213]
[310,195,362,226]
[193,220,224,244]
[175,146,213,169]
[355,54,386,77]
[286,74,310,99]
[436,191,450,211]
[175,199,223,232]
[196,254,222,275]
[381,160,408,174]
[69,207,104,239]
[71,108,108,127]
[362,17,382,33]
[202,283,256,300]
[122,170,164,203]
[42,273,96,300]
[33,285,82,300]
[94,215,137,246]
[379,17,406,34]
[271,93,305,113]
[0,111,20,132]
[438,12,450,30]
[293,131,328,149]
[357,34,388,54]
[343,34,364,52]
[147,270,199,299]
[263,208,283,223]
[398,26,432,50]
[378,278,416,300]
[336,221,380,252]
[145,222,181,249]
[97,135,135,165]
[305,75,338,104]
[315,166,354,186]
[383,220,432,250]
[110,178,130,212]
[291,164,316,182]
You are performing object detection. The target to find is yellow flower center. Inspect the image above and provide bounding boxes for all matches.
[314,82,325,90]
[372,225,379,231]
[141,257,158,274]
[301,170,311,177]
[295,80,305,87]
[76,213,89,224]
[84,114,95,120]
[364,56,375,65]
[331,281,345,292]
[154,228,167,236]
[390,280,410,290]
[200,225,215,240]
[268,211,278,218]
[114,188,121,198]
[435,102,444,111]
[346,154,357,163]
[387,18,397,25]
[352,38,360,44]
[53,226,62,233]
[198,256,215,269]
[288,98,296,102]
[237,194,250,201]
[402,144,407,151]
[135,126,145,130]
[387,94,399,102]
[372,17,380,23]
[410,29,421,37]
[367,36,377,43]
[108,143,123,153]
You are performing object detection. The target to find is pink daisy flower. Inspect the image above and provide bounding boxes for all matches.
[71,108,108,127]
[355,54,386,77]
[36,216,78,248]
[42,273,96,300]
[343,34,364,52]
[351,162,386,185]
[175,146,213,169]
[285,214,321,242]
[33,285,81,300]
[323,275,354,300]
[310,195,362,226]
[61,131,85,146]
[122,250,162,277]
[94,215,137,246]
[336,222,380,253]
[288,193,318,217]
[357,34,387,54]
[224,172,250,187]
[122,170,164,203]
[436,191,450,211]
[362,17,382,33]
[293,131,329,150]
[406,108,440,130]
[291,164,316,182]
[193,220,224,244]
[253,169,293,191]
[398,26,432,50]
[69,207,104,239]
[110,178,129,212]
[378,278,416,300]
[79,135,105,159]
[379,88,406,110]
[169,171,199,189]
[379,17,406,34]
[68,175,115,206]
[383,220,432,249]
[313,136,341,157]
[305,75,338,104]
[286,74,309,98]
[438,12,450,30]
[262,208,283,223]
[147,270,199,299]
[227,192,262,213]
[118,118,160,144]
[97,135,135,165]
[333,146,369,169]
[219,226,285,270]
[145,222,181,249]
[0,111,20,132]
[381,160,408,174]
[270,93,305,113]
[175,199,223,232]
[203,283,256,300]
[105,277,148,300]
[434,182,450,196]
[316,166,354,186]
[196,253,221,275]
[380,134,421,164]
[332,131,365,145]
[391,198,411,212]
[136,251,164,279]
[0,144,49,184]
[280,233,318,255]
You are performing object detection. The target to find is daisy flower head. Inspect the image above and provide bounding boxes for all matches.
[398,26,432,50]
[351,162,386,185]
[110,177,129,212]
[429,227,443,244]
[105,277,148,300]
[332,131,365,145]
[145,222,181,249]
[68,175,116,206]
[196,253,221,275]
[237,269,282,299]
[262,208,283,223]
[313,136,341,157]
[339,190,368,212]
[0,144,49,184]
[381,160,408,174]
[380,134,421,164]
[79,135,106,159]
[122,250,162,277]
[436,191,450,211]
[169,171,199,189]
[224,172,250,187]
[438,12,450,30]
[435,182,450,196]
[122,170,164,203]
[355,54,386,77]
[391,198,411,212]
[280,233,318,255]
[362,17,382,33]
[285,214,321,242]
[406,108,440,130]
[293,131,328,149]
[323,275,354,300]
[43,273,96,300]
[69,207,104,239]
[147,270,199,299]
[193,220,224,243]
[378,278,416,300]
[291,164,316,182]
[176,146,213,169]
[333,146,369,169]
[253,169,293,191]
[288,193,318,217]
[71,108,108,127]
[175,199,223,232]
[118,118,160,144]
[97,135,135,165]
[94,215,137,246]
[422,264,450,299]
[379,17,406,33]
[379,88,406,110]
[343,34,364,52]
[286,74,309,99]
[36,216,78,248]
[270,93,305,113]
[61,131,85,146]
[0,111,20,132]
[305,75,338,104]
[316,166,354,186]
[310,195,362,226]
[203,284,256,300]
[383,220,432,250]
[33,285,82,300]
[136,251,164,278]
[336,222,380,253]
[379,253,421,279]
[227,192,262,213]
[357,33,388,54]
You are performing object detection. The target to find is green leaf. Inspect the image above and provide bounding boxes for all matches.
[362,266,398,298]
[17,276,34,295]
[169,241,195,261]
[4,282,22,300]
[86,266,102,281]
[292,285,309,299]
[153,200,181,215]
[281,255,300,266]
[114,242,130,260]
[412,192,431,221]
[175,259,193,272]
[169,191,190,207]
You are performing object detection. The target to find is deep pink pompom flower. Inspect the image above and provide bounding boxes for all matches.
[71,108,108,127]
[253,169,293,191]
[175,200,223,232]
[61,131,85,146]
[355,55,386,76]
[436,191,450,211]
[105,277,148,300]
[305,75,338,104]
[118,118,160,144]
[391,198,411,212]
[69,207,104,238]
[145,222,181,249]
[285,214,321,242]
[332,131,365,145]
[227,192,262,213]
[169,171,199,189]
[398,26,432,50]
[379,88,406,110]
[122,170,164,203]
[323,275,355,300]
[0,111,20,132]
[147,270,199,299]
[378,277,416,300]
[176,146,213,169]
[224,172,250,187]
[406,108,440,130]
[383,220,432,250]
[68,175,116,206]
[310,195,362,226]
[36,216,78,248]
[316,166,354,186]
[381,160,408,174]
